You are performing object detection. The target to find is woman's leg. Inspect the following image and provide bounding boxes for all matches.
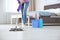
[22,2,29,24]
[21,3,25,28]
[21,3,24,25]
[21,3,24,15]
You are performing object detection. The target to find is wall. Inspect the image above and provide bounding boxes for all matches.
[0,0,7,24]
[0,0,19,24]
[35,0,44,11]
[5,0,18,13]
[44,0,60,6]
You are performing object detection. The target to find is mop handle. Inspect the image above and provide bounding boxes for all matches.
[16,14,18,28]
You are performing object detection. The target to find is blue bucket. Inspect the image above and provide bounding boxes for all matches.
[32,20,39,28]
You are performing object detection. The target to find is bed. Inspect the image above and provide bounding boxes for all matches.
[41,3,60,25]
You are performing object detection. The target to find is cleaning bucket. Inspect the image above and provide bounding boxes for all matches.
[32,20,39,28]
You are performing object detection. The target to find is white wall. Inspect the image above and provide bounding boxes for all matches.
[44,0,60,5]
[0,0,19,24]
[5,0,18,13]
[35,0,44,11]
[0,0,7,24]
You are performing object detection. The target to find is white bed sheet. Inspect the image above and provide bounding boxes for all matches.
[44,8,60,16]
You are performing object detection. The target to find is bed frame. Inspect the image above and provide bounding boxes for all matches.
[44,3,60,10]
[43,3,60,26]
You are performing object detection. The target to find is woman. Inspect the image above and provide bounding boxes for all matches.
[17,0,29,28]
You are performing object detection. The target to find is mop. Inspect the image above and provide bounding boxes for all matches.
[9,0,24,31]
[9,14,24,31]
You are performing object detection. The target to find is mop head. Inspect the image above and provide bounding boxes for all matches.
[9,27,24,31]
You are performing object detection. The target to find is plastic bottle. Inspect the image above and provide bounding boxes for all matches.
[39,18,43,28]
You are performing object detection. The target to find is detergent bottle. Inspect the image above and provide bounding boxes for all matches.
[39,17,43,28]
